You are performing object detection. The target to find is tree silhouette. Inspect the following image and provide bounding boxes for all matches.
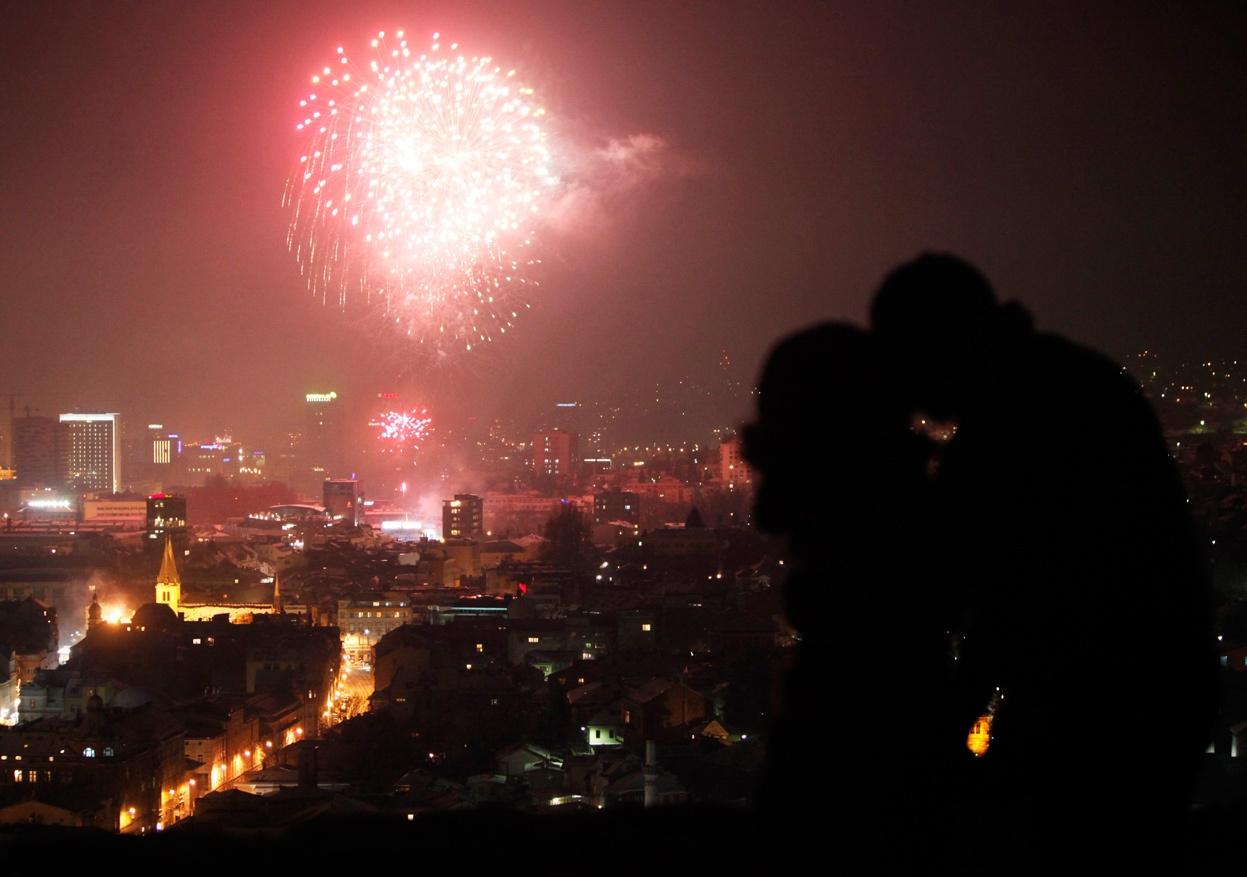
[540,503,589,570]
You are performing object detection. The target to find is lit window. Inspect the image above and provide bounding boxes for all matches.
[82,748,95,758]
[641,623,652,632]
[527,636,539,644]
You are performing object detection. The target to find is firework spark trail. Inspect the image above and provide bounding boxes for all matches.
[369,408,434,451]
[285,31,560,356]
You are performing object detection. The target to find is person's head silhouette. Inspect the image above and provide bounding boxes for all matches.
[745,322,910,536]
[870,253,1017,420]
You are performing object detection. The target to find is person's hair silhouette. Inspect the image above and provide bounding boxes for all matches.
[746,323,953,865]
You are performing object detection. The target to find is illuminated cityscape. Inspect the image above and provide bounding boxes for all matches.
[1,0,1245,869]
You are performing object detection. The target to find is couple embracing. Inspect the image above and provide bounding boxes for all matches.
[749,254,1215,871]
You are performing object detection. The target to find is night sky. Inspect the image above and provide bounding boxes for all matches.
[3,1,1245,444]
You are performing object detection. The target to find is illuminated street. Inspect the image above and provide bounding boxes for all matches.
[331,662,374,724]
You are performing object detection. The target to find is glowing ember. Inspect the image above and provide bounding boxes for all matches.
[285,30,560,357]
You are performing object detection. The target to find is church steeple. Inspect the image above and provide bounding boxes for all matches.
[155,536,182,615]
[87,591,102,630]
[272,571,283,615]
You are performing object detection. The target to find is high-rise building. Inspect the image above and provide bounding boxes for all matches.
[13,415,66,488]
[182,439,229,484]
[149,424,174,466]
[59,413,121,493]
[274,431,304,489]
[593,490,640,526]
[552,401,581,431]
[323,478,361,525]
[134,423,185,488]
[719,436,751,488]
[443,494,484,539]
[533,429,577,478]
[146,493,187,543]
[305,391,343,480]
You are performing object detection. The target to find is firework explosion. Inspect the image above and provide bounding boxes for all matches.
[285,31,560,356]
[369,408,434,451]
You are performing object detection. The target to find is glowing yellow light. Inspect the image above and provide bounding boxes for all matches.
[967,715,992,757]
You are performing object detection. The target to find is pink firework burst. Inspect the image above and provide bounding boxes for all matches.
[285,30,560,356]
[369,409,434,451]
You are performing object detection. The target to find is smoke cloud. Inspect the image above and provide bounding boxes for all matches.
[544,131,708,237]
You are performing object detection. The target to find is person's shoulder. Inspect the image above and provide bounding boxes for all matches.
[1029,331,1121,373]
[1024,331,1143,397]
[1018,333,1169,447]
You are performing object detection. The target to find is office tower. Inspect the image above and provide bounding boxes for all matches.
[146,493,187,543]
[305,391,343,479]
[59,413,121,493]
[719,436,751,488]
[443,494,484,539]
[323,478,361,525]
[13,415,66,487]
[533,428,578,477]
[593,490,640,526]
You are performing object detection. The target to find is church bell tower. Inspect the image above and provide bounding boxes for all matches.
[154,536,182,615]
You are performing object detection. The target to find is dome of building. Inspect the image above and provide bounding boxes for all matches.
[131,601,178,632]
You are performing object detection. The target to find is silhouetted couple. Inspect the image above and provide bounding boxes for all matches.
[747,254,1216,871]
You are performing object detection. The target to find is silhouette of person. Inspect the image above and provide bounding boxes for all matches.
[870,254,1217,870]
[745,323,957,864]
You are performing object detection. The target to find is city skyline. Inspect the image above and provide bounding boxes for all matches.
[3,1,1244,443]
[0,2,1243,856]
